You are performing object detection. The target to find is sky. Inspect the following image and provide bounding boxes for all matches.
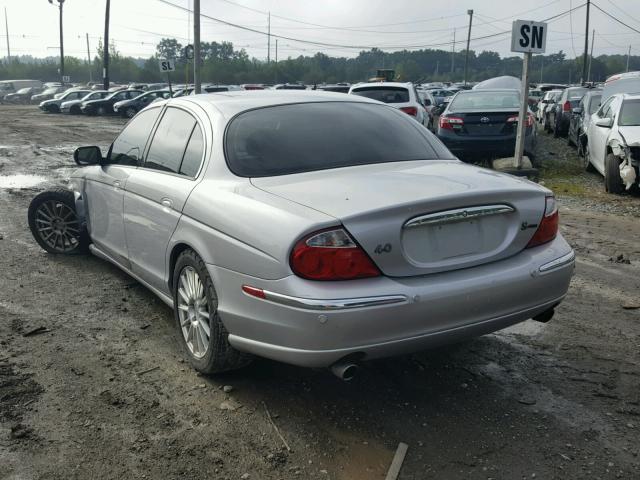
[0,0,639,62]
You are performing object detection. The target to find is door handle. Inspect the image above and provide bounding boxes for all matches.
[113,180,121,188]
[161,198,173,209]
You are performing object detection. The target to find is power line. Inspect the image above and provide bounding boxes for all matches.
[591,2,640,35]
[156,0,586,52]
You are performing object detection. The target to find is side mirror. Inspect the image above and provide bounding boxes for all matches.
[572,107,583,115]
[74,146,102,165]
[595,117,613,128]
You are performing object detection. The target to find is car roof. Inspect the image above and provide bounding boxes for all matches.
[169,90,381,118]
[620,92,640,100]
[455,88,519,94]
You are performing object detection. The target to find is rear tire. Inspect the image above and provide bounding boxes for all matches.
[567,131,575,147]
[604,153,624,194]
[28,189,88,254]
[172,249,252,374]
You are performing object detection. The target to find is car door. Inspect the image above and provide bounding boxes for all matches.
[123,106,206,293]
[83,107,159,267]
[589,96,616,173]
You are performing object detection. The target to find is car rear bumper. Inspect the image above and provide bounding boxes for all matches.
[208,235,574,367]
[437,131,535,159]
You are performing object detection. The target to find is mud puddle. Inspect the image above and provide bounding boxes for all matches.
[0,174,47,189]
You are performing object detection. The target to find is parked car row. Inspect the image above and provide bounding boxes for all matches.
[538,71,640,195]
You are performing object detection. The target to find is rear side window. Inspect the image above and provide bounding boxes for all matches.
[351,87,410,103]
[180,126,204,177]
[107,107,161,166]
[225,102,451,177]
[145,107,197,174]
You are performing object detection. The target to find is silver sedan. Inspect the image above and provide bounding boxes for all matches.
[28,91,575,379]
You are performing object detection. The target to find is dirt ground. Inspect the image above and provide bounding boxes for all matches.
[0,105,639,480]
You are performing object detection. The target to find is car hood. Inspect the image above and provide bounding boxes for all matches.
[618,126,640,145]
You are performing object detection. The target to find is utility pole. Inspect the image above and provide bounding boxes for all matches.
[275,38,278,83]
[85,33,92,82]
[581,0,590,84]
[193,0,201,94]
[587,29,594,82]
[4,8,10,60]
[463,9,473,86]
[48,0,65,84]
[451,28,455,77]
[627,45,631,72]
[103,0,110,90]
[267,12,271,64]
[435,60,439,77]
[540,56,544,82]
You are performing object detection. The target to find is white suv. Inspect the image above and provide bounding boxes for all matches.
[349,82,429,127]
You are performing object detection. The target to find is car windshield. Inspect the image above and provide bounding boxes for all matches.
[42,88,59,95]
[225,102,453,177]
[449,91,520,110]
[351,86,410,103]
[619,99,640,126]
[16,88,31,94]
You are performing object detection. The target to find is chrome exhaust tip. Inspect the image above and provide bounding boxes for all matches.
[330,361,359,381]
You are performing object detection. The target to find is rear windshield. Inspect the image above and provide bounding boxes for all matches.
[619,99,640,126]
[225,102,452,177]
[449,91,520,110]
[16,88,30,94]
[567,88,588,99]
[351,86,410,103]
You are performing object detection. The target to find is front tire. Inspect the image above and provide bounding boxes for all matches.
[124,107,137,118]
[604,153,624,194]
[173,249,252,374]
[96,106,106,116]
[28,189,88,254]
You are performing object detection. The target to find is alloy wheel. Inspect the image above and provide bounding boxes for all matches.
[177,266,211,359]
[33,200,81,253]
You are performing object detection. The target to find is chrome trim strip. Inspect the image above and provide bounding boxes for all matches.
[539,250,575,273]
[249,290,407,311]
[404,204,515,229]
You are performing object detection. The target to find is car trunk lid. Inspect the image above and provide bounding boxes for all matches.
[251,160,548,277]
[451,111,518,136]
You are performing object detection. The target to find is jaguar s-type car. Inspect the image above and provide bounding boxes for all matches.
[28,91,574,379]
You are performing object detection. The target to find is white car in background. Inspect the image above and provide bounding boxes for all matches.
[586,92,640,193]
[349,82,429,127]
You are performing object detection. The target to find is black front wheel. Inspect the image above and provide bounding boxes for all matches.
[28,189,88,254]
[604,153,624,194]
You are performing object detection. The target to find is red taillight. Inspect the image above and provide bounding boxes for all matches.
[526,196,559,248]
[290,228,381,281]
[563,101,571,112]
[400,106,418,116]
[507,113,535,128]
[439,115,464,130]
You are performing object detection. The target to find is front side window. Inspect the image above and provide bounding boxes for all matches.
[225,102,451,177]
[597,97,614,117]
[351,86,410,103]
[107,107,161,166]
[618,99,640,126]
[145,108,197,174]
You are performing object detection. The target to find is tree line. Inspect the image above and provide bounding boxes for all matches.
[0,38,638,85]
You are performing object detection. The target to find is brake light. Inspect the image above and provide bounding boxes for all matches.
[439,115,464,130]
[290,228,381,281]
[507,113,534,128]
[563,101,571,112]
[526,196,559,248]
[400,106,418,116]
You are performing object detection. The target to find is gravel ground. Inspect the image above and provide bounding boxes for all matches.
[0,106,639,480]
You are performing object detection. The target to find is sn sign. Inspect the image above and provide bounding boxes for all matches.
[511,20,547,54]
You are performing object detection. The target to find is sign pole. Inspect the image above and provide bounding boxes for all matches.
[514,51,531,169]
[167,72,172,95]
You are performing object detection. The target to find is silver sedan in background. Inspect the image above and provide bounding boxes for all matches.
[28,91,574,379]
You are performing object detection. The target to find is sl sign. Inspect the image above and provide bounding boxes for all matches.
[158,59,176,72]
[511,20,547,54]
